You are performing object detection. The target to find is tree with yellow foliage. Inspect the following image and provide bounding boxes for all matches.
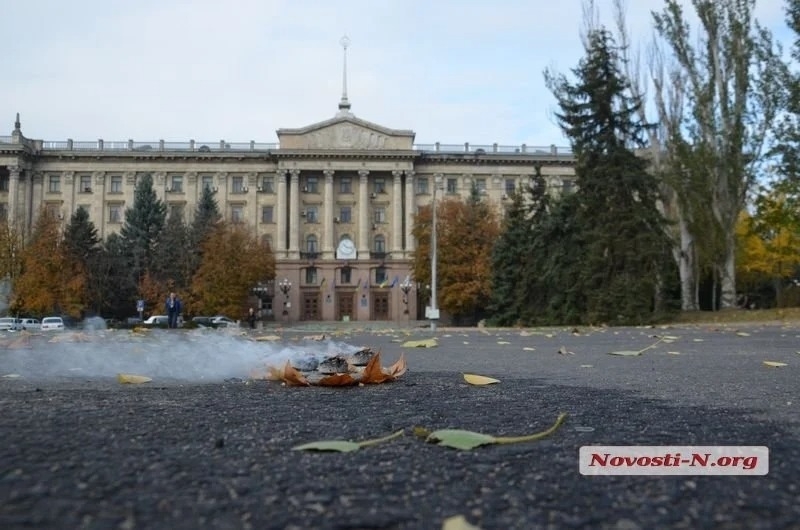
[412,187,500,323]
[190,222,275,317]
[12,209,87,317]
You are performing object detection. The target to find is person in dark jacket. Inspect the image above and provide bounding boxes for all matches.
[248,307,256,329]
[166,292,182,329]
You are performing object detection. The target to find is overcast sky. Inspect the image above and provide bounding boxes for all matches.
[2,0,790,149]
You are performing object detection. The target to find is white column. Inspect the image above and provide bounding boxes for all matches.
[358,169,370,259]
[8,166,19,227]
[289,169,301,259]
[392,170,403,255]
[404,170,415,257]
[323,169,335,258]
[276,169,288,257]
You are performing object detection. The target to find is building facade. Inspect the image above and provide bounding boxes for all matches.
[0,100,576,323]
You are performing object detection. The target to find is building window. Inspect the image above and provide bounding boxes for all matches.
[374,235,386,253]
[505,179,516,195]
[48,175,61,193]
[305,206,318,223]
[260,176,274,193]
[338,206,351,223]
[261,234,273,250]
[305,267,318,285]
[110,175,122,193]
[46,203,60,219]
[374,206,386,224]
[261,205,274,223]
[231,204,244,223]
[232,176,245,193]
[168,203,184,220]
[305,176,319,194]
[80,175,92,193]
[170,175,183,193]
[375,267,387,285]
[0,203,8,221]
[339,176,352,194]
[340,267,352,284]
[0,175,8,192]
[202,175,214,191]
[306,234,318,253]
[563,179,575,194]
[374,178,386,194]
[109,204,123,224]
[417,177,429,195]
[476,178,487,193]
[447,178,457,194]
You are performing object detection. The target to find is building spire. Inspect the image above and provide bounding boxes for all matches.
[14,112,20,131]
[337,35,352,116]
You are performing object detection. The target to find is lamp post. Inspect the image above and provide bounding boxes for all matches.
[278,278,292,323]
[400,276,412,317]
[429,174,443,331]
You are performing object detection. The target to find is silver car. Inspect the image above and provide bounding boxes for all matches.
[0,317,20,331]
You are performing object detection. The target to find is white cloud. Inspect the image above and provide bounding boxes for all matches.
[0,0,789,148]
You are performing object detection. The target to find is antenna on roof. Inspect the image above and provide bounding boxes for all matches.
[337,35,352,116]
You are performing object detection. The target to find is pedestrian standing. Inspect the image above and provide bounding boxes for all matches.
[166,292,182,329]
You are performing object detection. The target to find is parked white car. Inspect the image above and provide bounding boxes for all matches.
[211,315,237,328]
[18,318,41,331]
[0,317,20,331]
[41,317,65,331]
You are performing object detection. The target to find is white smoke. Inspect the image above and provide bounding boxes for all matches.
[0,327,365,382]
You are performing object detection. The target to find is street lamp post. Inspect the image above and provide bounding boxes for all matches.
[400,276,412,318]
[278,278,292,323]
[429,174,443,332]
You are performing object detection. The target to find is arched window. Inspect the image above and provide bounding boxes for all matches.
[306,234,318,253]
[373,235,385,253]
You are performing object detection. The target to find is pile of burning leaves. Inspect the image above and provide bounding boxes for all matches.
[266,348,407,386]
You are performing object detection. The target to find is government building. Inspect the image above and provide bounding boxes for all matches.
[0,86,576,323]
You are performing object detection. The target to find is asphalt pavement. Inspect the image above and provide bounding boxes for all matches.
[1,322,798,529]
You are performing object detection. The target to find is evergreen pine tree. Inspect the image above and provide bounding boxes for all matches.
[63,206,101,314]
[153,208,191,291]
[188,186,221,278]
[546,28,676,325]
[118,174,167,304]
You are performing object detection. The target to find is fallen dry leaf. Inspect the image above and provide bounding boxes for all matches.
[384,353,408,378]
[763,361,788,368]
[497,341,511,345]
[282,361,311,386]
[442,514,482,530]
[523,347,535,351]
[463,374,500,385]
[254,335,281,341]
[402,338,437,348]
[117,373,152,384]
[557,346,574,355]
[317,373,358,386]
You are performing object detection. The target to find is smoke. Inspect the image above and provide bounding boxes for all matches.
[0,326,365,382]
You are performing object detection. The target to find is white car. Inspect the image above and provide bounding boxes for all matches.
[0,317,20,331]
[18,318,41,331]
[143,315,169,326]
[41,317,65,331]
[210,315,237,328]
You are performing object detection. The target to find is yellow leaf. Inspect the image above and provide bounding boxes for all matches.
[402,338,437,348]
[117,373,152,384]
[667,351,681,355]
[442,514,482,530]
[736,332,751,337]
[497,341,511,345]
[763,361,788,368]
[463,373,500,385]
[523,347,535,351]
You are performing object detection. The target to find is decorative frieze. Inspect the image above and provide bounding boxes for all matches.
[93,171,106,185]
[154,172,166,184]
[186,172,198,184]
[125,172,136,185]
